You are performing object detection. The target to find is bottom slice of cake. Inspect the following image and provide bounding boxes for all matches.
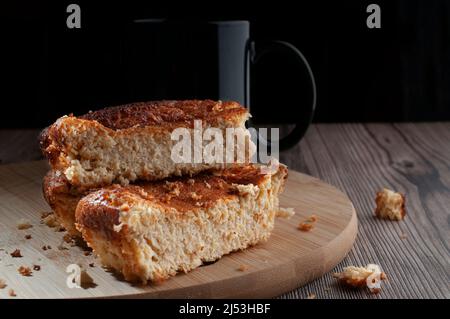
[75,164,287,283]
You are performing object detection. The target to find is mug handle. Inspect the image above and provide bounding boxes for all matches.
[246,40,317,151]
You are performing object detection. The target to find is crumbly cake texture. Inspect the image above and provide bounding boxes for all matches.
[40,100,253,188]
[75,164,288,283]
[375,188,406,221]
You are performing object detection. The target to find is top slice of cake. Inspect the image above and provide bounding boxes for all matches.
[40,100,254,188]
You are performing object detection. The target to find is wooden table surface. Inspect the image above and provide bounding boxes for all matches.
[1,123,449,299]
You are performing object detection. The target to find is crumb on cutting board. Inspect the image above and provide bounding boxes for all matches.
[17,218,33,230]
[41,212,60,228]
[375,188,406,221]
[10,249,22,258]
[238,264,249,272]
[63,233,73,243]
[276,207,296,219]
[40,212,52,219]
[57,242,69,251]
[18,266,32,277]
[297,214,318,231]
[298,222,314,231]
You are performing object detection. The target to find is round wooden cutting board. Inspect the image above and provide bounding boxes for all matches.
[0,161,357,299]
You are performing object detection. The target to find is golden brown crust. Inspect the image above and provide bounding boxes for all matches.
[76,198,122,241]
[79,100,247,130]
[43,170,72,202]
[39,100,248,158]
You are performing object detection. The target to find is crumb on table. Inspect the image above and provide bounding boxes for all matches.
[375,188,406,221]
[333,264,387,294]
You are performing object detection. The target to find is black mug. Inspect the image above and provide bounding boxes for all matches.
[126,19,316,150]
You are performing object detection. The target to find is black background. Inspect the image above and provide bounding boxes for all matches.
[1,0,450,127]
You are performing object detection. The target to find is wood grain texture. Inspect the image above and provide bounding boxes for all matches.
[279,122,450,299]
[1,123,449,299]
[0,161,356,298]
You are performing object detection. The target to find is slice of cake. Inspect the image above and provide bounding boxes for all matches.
[75,164,288,283]
[40,100,254,188]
